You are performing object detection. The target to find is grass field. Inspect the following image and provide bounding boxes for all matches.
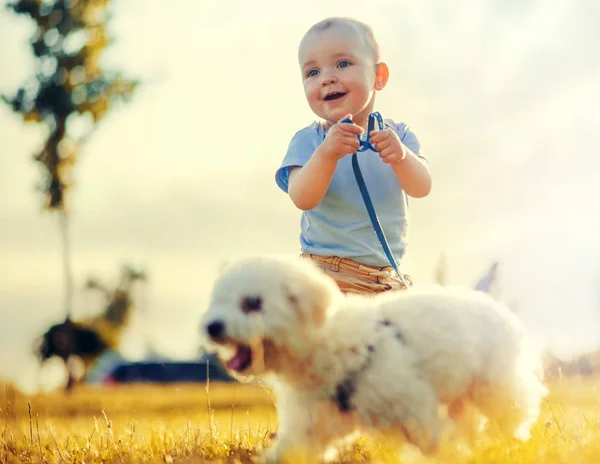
[1,376,599,463]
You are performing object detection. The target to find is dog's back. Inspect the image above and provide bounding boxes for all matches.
[344,285,541,404]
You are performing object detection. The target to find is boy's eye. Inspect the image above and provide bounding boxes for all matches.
[306,69,319,78]
[337,60,352,68]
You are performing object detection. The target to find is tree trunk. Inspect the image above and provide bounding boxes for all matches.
[58,208,73,321]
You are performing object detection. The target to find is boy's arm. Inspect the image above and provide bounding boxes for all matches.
[288,140,431,209]
[369,127,432,198]
[390,146,431,198]
[287,117,362,210]
[287,145,338,210]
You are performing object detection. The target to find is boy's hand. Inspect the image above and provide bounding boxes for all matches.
[370,128,406,164]
[320,115,364,161]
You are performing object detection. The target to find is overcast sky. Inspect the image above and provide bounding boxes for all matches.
[1,0,599,392]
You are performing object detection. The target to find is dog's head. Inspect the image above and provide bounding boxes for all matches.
[200,256,341,377]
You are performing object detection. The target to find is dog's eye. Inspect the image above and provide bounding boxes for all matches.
[241,296,262,313]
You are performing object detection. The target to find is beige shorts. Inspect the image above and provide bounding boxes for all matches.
[300,253,412,295]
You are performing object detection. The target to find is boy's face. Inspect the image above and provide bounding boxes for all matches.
[298,23,382,127]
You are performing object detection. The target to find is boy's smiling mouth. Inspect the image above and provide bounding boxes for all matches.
[323,91,347,101]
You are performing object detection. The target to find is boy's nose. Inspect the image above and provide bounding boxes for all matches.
[321,74,337,86]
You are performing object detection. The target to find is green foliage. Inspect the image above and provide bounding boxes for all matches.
[2,0,138,211]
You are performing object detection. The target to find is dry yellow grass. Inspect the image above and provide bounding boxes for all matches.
[1,376,599,463]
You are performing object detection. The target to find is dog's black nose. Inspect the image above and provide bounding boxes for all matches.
[206,320,225,340]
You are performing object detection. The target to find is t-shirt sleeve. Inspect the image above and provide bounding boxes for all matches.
[275,127,321,193]
[394,122,427,163]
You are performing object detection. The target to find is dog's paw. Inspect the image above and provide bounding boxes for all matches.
[402,420,444,456]
[255,447,279,464]
[256,448,297,464]
[256,444,317,464]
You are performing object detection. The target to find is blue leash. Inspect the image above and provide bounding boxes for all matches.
[341,113,410,288]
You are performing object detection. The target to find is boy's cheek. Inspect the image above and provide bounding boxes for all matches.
[303,82,316,99]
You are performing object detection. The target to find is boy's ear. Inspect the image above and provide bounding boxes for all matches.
[374,62,389,90]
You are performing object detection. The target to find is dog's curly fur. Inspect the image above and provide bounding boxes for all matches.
[200,256,548,462]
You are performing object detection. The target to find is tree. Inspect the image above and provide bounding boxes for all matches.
[2,0,138,319]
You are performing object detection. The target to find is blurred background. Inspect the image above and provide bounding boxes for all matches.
[1,0,599,393]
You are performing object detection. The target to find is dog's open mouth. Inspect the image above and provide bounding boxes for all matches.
[226,344,252,372]
[323,92,347,101]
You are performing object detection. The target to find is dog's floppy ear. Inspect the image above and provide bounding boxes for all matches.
[216,259,232,277]
[283,261,340,327]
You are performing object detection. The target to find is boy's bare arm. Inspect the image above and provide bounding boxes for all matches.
[288,117,363,210]
[390,147,431,198]
[287,146,338,210]
[369,129,432,198]
[288,137,431,210]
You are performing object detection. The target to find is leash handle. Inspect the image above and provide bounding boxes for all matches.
[343,113,409,288]
[341,112,384,152]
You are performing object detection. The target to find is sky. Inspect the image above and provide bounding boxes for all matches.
[1,0,599,392]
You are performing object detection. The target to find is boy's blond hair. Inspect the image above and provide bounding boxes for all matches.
[300,17,381,62]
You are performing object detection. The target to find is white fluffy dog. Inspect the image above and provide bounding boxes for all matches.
[200,256,547,462]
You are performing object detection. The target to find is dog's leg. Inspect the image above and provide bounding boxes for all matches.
[260,389,324,463]
[323,431,361,463]
[471,371,547,443]
[446,398,485,448]
[473,387,537,441]
[387,379,447,455]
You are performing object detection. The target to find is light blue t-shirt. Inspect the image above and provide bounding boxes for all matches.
[275,118,425,267]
